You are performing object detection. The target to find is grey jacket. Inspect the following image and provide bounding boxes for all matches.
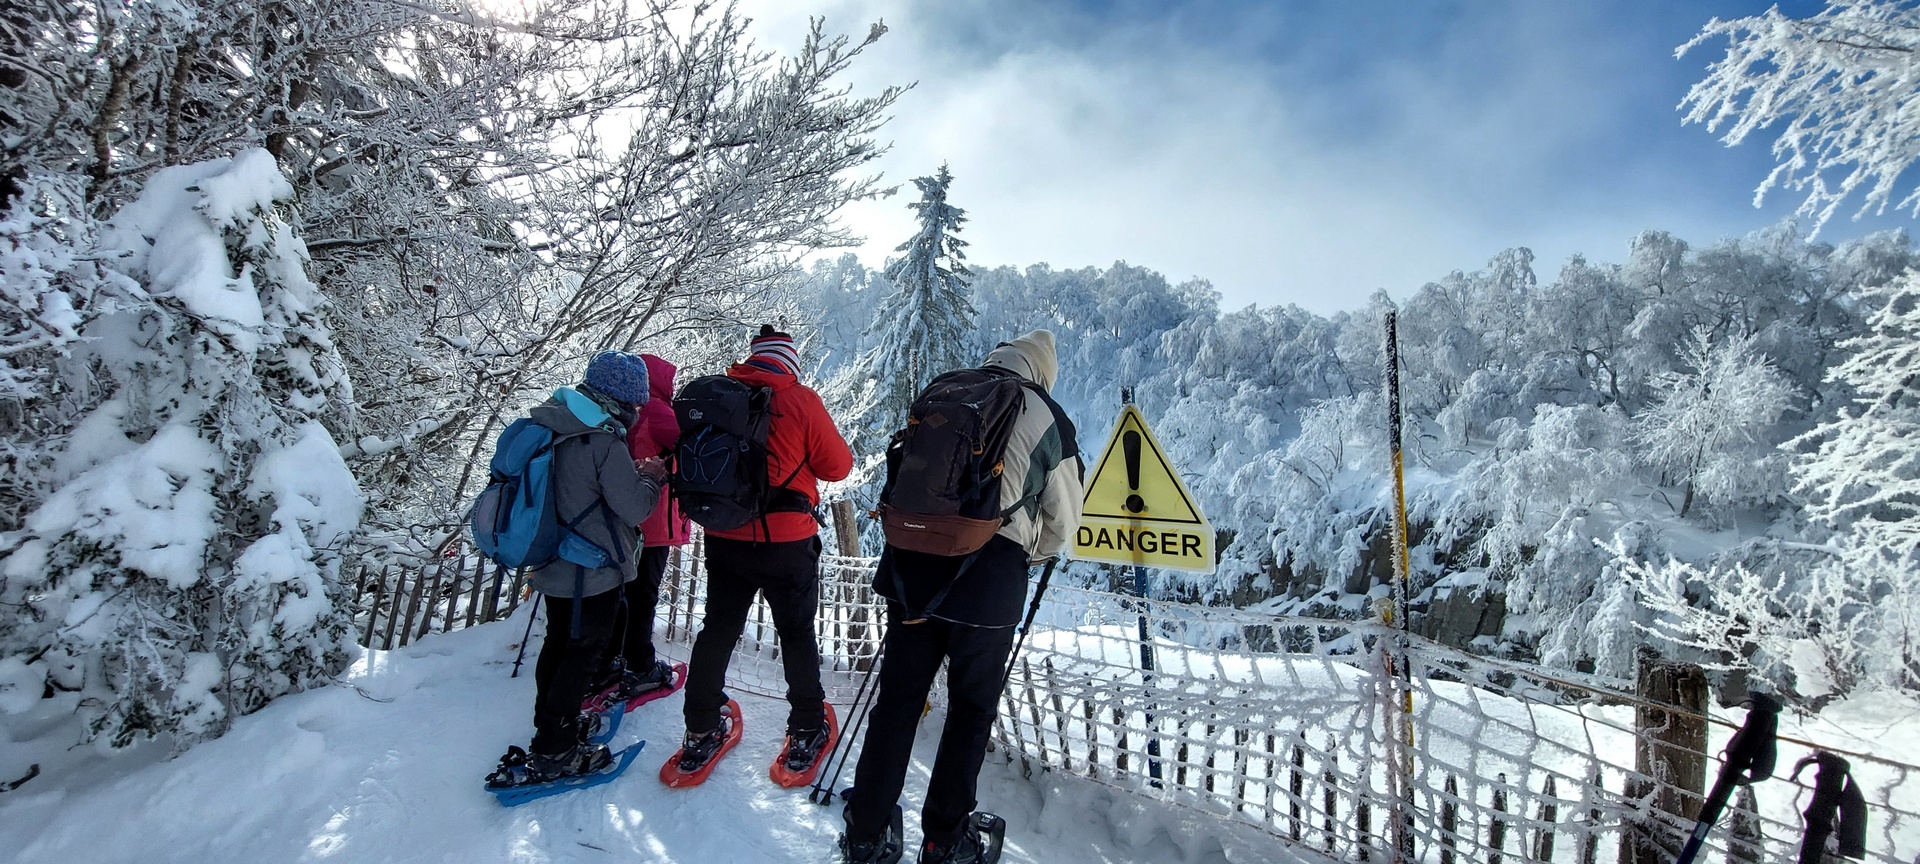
[524,388,661,599]
[981,332,1084,560]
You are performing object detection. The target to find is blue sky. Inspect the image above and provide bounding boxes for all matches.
[738,0,1908,314]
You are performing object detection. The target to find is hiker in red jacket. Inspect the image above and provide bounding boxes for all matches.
[589,353,690,704]
[673,326,852,780]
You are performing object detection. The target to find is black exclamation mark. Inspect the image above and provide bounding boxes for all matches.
[1123,429,1145,514]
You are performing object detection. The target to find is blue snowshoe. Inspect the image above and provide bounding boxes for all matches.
[485,741,644,807]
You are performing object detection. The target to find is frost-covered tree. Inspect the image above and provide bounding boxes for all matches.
[1632,329,1795,518]
[839,165,977,484]
[0,151,361,748]
[1681,0,1920,231]
[1791,272,1920,691]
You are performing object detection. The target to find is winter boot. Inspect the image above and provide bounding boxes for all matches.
[676,716,733,774]
[579,709,617,745]
[784,726,831,773]
[608,659,676,702]
[919,813,1006,864]
[838,803,905,864]
[485,742,614,789]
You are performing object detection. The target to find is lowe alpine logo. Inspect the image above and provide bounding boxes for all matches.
[688,409,704,420]
[904,521,928,530]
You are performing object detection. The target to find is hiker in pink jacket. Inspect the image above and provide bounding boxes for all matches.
[590,353,689,698]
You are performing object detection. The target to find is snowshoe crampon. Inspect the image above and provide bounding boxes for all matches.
[770,702,838,788]
[659,699,743,788]
[485,742,644,807]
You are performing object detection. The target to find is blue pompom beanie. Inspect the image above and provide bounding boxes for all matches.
[583,351,650,405]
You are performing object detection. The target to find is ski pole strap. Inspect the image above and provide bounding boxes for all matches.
[1791,751,1869,863]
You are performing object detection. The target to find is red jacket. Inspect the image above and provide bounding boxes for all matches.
[627,354,690,547]
[705,362,852,543]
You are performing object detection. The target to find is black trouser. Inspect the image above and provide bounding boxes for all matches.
[683,535,827,734]
[847,609,1017,850]
[599,545,668,677]
[532,587,621,754]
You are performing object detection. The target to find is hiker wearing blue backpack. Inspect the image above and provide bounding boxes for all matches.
[481,351,669,790]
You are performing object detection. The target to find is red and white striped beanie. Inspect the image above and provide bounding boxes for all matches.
[748,324,800,374]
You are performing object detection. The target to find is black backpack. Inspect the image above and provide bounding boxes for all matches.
[877,367,1033,556]
[671,375,809,531]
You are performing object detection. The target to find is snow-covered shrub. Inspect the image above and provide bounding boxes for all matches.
[0,150,362,749]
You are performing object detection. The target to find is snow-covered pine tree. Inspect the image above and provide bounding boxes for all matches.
[0,150,362,748]
[841,165,978,488]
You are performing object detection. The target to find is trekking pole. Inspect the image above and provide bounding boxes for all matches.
[995,557,1058,700]
[1790,750,1868,864]
[510,601,540,679]
[811,629,889,806]
[1673,691,1781,864]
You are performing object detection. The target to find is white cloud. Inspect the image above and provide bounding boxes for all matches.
[731,1,1851,314]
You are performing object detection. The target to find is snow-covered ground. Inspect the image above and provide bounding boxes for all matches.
[0,612,1304,864]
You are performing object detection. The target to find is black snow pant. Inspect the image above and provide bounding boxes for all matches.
[683,535,827,735]
[846,608,1018,850]
[598,545,669,678]
[532,586,621,754]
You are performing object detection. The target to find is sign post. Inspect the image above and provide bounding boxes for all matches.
[1072,388,1216,788]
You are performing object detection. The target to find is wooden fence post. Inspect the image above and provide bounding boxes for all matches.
[1323,742,1339,853]
[1441,773,1458,864]
[1580,771,1603,864]
[398,568,425,647]
[1083,699,1100,777]
[416,561,447,641]
[1533,774,1558,862]
[1489,772,1510,864]
[665,547,683,641]
[1727,784,1764,863]
[440,557,465,634]
[362,579,383,647]
[1621,649,1708,864]
[832,500,870,672]
[1290,743,1306,843]
[506,566,527,617]
[381,570,405,649]
[464,559,487,629]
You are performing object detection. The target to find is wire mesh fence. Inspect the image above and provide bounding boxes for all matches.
[350,533,1920,864]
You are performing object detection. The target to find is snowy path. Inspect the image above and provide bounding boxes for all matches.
[1,617,1304,864]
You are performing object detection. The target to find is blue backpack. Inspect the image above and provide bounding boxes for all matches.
[471,419,566,569]
[472,412,626,574]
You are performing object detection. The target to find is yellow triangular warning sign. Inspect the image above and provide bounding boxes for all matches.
[1073,405,1214,573]
[1081,405,1205,524]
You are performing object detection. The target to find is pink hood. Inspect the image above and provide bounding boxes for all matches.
[630,353,690,546]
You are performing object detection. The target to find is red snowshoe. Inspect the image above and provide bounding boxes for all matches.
[658,699,744,788]
[582,660,687,714]
[769,702,838,788]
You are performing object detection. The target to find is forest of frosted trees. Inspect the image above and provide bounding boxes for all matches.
[3,0,1919,754]
[797,221,1917,700]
